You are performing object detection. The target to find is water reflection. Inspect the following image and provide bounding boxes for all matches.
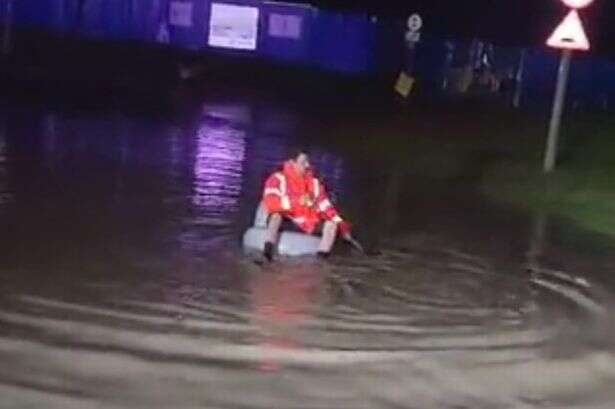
[0,113,11,208]
[192,115,245,216]
[251,262,327,371]
[178,110,248,253]
[168,126,183,169]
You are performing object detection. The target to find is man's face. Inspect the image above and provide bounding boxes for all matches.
[295,153,311,176]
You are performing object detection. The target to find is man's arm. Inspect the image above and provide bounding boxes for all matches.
[311,178,341,222]
[311,178,352,238]
[263,172,291,214]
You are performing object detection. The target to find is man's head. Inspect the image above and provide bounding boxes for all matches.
[292,151,311,176]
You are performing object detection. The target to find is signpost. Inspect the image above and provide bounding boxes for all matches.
[396,13,423,98]
[405,13,422,45]
[2,0,13,55]
[543,0,593,173]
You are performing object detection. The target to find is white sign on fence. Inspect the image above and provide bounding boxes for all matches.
[169,2,193,28]
[208,3,259,50]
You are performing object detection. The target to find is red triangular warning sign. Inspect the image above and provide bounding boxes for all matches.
[547,10,590,51]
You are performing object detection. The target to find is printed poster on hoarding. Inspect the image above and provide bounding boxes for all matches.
[208,3,259,50]
[169,2,194,28]
[268,14,302,40]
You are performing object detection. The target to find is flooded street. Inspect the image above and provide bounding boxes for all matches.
[0,92,614,409]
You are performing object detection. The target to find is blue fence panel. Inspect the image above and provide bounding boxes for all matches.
[370,18,404,75]
[128,0,168,44]
[310,11,373,74]
[13,0,72,32]
[594,59,615,109]
[79,0,107,38]
[522,49,615,109]
[567,56,615,109]
[0,0,11,21]
[78,0,132,40]
[568,55,595,107]
[259,2,313,64]
[521,49,559,107]
[415,38,452,94]
[104,0,132,40]
[167,0,209,50]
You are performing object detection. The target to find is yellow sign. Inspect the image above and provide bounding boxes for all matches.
[395,72,415,98]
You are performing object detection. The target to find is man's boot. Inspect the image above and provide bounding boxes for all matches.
[263,242,274,262]
[317,251,330,259]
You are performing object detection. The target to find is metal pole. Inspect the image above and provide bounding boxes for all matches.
[513,48,526,109]
[442,42,454,91]
[2,0,13,55]
[544,49,573,173]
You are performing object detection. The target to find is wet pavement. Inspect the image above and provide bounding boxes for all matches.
[0,90,614,409]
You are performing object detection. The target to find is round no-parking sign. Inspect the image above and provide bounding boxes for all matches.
[561,0,594,9]
[407,14,423,33]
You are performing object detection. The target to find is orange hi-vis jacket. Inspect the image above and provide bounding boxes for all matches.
[262,161,343,234]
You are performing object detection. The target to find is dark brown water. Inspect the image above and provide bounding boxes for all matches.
[0,94,614,409]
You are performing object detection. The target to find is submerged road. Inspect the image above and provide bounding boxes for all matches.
[0,92,614,408]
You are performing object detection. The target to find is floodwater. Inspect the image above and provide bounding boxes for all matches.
[0,91,614,409]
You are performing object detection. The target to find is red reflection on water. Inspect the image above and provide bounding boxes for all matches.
[250,264,326,372]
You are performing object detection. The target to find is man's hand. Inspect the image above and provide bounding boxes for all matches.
[339,221,352,240]
[339,221,364,254]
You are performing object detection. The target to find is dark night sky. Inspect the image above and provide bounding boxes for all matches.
[299,0,611,52]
